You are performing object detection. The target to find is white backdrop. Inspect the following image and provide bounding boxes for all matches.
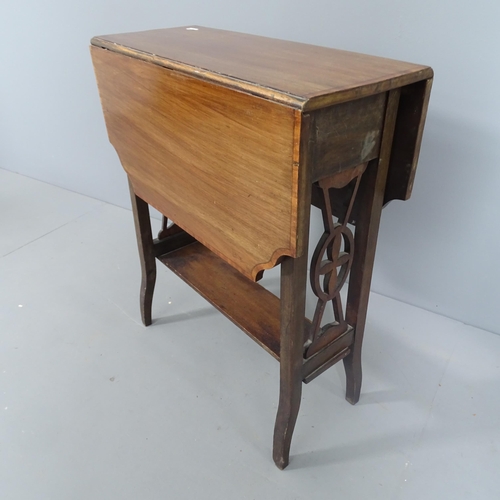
[1,0,499,334]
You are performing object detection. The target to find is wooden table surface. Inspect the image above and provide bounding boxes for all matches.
[91,27,432,280]
[92,25,432,110]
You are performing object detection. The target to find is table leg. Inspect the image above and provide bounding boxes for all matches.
[273,252,308,469]
[129,180,156,326]
[343,159,384,404]
[343,89,401,404]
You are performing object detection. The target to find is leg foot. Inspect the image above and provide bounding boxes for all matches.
[343,350,362,405]
[273,379,302,469]
[139,267,156,326]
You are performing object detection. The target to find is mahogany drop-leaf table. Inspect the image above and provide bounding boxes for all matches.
[90,26,432,469]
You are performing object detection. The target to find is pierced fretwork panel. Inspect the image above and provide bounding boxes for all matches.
[305,163,368,358]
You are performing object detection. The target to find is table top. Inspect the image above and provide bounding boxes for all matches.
[91,26,433,280]
[91,26,432,111]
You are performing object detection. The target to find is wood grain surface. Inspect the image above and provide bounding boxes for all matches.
[91,26,433,111]
[91,46,301,280]
[158,241,282,359]
[310,93,386,182]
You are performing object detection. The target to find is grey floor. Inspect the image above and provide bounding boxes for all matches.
[1,168,499,500]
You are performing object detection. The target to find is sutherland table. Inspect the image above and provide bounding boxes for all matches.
[91,26,433,469]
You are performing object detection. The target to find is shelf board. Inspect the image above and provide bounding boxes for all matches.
[157,242,282,359]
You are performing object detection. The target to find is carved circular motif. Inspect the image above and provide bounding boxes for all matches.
[310,224,354,302]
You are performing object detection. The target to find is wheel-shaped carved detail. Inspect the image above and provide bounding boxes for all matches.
[310,225,354,302]
[305,163,367,359]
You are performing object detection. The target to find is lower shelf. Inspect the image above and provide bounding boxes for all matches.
[157,241,282,359]
[157,239,354,381]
